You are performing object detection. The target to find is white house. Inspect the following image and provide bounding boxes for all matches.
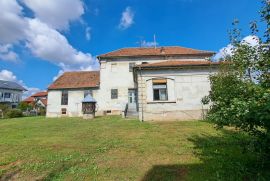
[0,80,27,108]
[46,46,219,121]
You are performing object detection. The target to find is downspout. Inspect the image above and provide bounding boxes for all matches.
[139,67,144,122]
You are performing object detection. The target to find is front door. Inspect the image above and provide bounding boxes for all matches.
[128,89,137,111]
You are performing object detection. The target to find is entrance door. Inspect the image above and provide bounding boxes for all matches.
[128,89,137,111]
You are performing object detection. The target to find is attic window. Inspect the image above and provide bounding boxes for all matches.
[61,90,68,105]
[129,63,135,72]
[111,63,117,72]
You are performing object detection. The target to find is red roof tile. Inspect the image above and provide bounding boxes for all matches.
[40,99,47,106]
[48,71,100,90]
[98,46,215,58]
[135,60,221,68]
[32,91,47,97]
[23,96,35,103]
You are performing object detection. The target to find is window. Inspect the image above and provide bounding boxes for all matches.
[84,90,93,97]
[111,89,118,99]
[61,108,67,115]
[153,79,168,101]
[4,93,11,98]
[111,63,117,72]
[129,63,135,72]
[61,90,68,105]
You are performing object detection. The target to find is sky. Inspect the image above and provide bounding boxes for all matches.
[0,0,265,97]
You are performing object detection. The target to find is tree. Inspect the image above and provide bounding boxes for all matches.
[204,0,270,159]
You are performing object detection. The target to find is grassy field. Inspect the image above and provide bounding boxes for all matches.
[0,116,268,181]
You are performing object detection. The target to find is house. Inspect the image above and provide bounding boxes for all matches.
[46,71,99,117]
[23,91,48,108]
[47,46,219,121]
[0,80,27,108]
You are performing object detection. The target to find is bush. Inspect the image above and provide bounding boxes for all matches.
[39,108,46,116]
[0,104,10,118]
[6,109,23,118]
[18,102,33,111]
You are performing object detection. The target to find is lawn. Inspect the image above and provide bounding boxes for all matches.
[0,116,268,181]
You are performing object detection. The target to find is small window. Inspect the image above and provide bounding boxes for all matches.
[129,63,135,72]
[153,79,168,101]
[111,63,117,72]
[4,93,11,98]
[61,108,67,115]
[61,90,68,105]
[84,90,93,97]
[111,89,118,99]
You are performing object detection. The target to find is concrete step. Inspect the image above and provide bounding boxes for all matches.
[126,111,139,119]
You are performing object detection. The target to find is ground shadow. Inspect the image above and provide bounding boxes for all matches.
[141,164,191,181]
[142,128,270,181]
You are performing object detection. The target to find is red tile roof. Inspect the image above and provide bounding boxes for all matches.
[23,96,35,103]
[40,99,47,106]
[98,46,215,58]
[32,91,47,97]
[135,60,221,68]
[48,71,100,90]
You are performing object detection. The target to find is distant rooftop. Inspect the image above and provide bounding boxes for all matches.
[98,46,215,58]
[0,80,27,91]
[31,91,47,97]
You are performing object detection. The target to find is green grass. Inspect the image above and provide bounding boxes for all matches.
[0,116,268,180]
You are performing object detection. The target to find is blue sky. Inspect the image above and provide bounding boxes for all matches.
[0,0,264,96]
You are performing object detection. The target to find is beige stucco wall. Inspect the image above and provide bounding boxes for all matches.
[46,89,98,117]
[137,67,217,121]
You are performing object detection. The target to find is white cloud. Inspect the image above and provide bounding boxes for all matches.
[0,44,19,62]
[214,35,260,61]
[85,27,91,41]
[0,0,27,44]
[241,35,260,46]
[0,69,18,82]
[25,18,97,71]
[22,0,84,30]
[0,69,40,98]
[119,7,134,30]
[0,0,98,73]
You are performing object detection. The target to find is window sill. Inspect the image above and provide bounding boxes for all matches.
[147,101,176,104]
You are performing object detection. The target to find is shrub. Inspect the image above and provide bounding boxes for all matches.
[0,104,10,118]
[18,102,33,111]
[6,109,23,118]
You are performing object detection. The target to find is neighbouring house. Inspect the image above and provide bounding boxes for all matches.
[47,46,219,121]
[0,80,27,108]
[23,91,48,109]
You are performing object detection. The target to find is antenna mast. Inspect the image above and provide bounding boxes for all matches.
[153,34,157,49]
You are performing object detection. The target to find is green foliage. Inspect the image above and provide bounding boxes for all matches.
[6,109,23,118]
[204,0,270,161]
[0,104,10,117]
[18,102,33,111]
[39,107,46,116]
